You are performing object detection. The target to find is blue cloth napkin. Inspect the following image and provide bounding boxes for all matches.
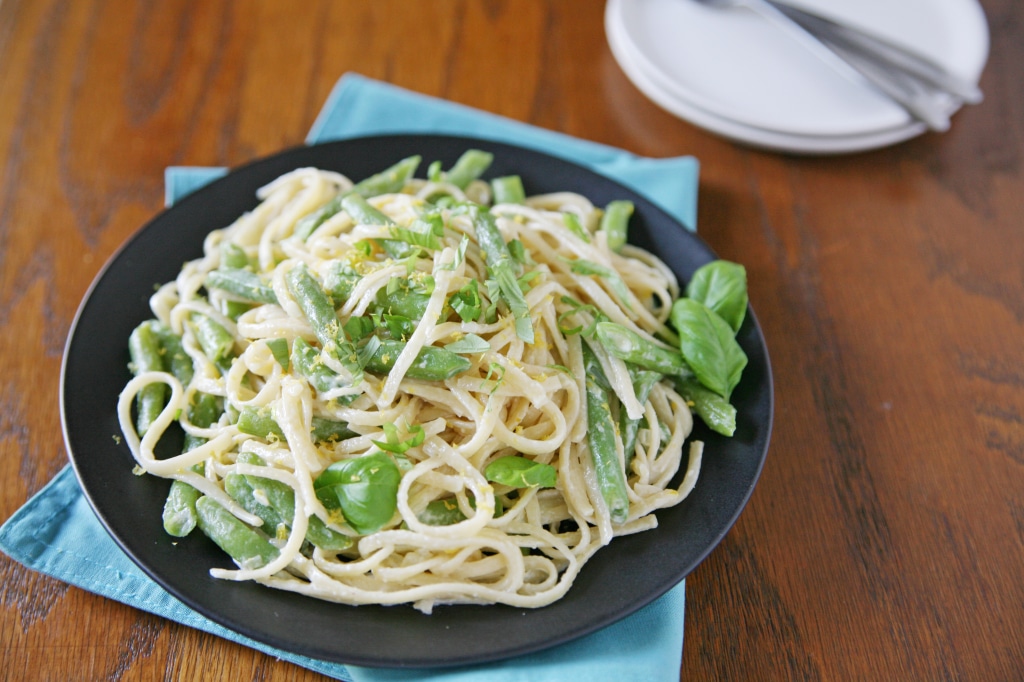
[1,73,699,682]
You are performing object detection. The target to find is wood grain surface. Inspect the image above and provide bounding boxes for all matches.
[2,0,1022,679]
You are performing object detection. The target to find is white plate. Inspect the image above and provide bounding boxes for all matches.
[606,0,989,152]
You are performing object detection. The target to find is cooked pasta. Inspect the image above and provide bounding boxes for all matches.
[118,151,718,613]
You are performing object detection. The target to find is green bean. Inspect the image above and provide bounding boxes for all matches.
[674,377,738,437]
[224,473,288,535]
[207,268,279,305]
[620,368,661,471]
[294,157,421,241]
[582,342,630,524]
[179,393,219,461]
[162,480,202,537]
[323,262,360,303]
[191,313,235,364]
[291,337,348,394]
[221,300,251,321]
[294,195,344,241]
[220,241,251,269]
[285,264,343,358]
[471,208,534,343]
[491,175,525,204]
[341,193,394,226]
[195,496,279,570]
[351,155,422,197]
[600,200,634,252]
[594,321,691,378]
[128,321,166,435]
[375,284,430,321]
[237,405,355,444]
[237,406,285,440]
[151,322,193,386]
[239,465,353,551]
[444,149,493,189]
[365,339,471,381]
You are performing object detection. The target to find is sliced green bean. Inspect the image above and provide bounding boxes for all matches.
[364,339,471,381]
[191,313,235,364]
[472,208,534,343]
[582,342,630,524]
[291,337,349,394]
[220,241,251,269]
[285,264,343,358]
[294,195,344,241]
[151,322,193,386]
[128,321,166,435]
[225,473,288,536]
[237,405,355,444]
[351,155,422,197]
[595,321,691,378]
[195,496,279,570]
[444,149,493,189]
[323,262,361,303]
[241,468,353,551]
[674,377,738,437]
[237,406,285,440]
[162,480,202,537]
[207,268,279,305]
[375,284,430,321]
[491,175,525,204]
[294,157,421,241]
[600,200,634,252]
[620,368,661,471]
[341,193,394,226]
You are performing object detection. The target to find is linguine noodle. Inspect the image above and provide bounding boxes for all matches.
[118,157,703,613]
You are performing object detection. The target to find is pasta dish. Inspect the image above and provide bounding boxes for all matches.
[117,150,747,612]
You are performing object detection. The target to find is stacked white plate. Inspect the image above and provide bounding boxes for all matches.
[606,0,990,154]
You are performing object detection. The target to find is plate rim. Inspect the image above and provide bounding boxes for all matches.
[60,133,773,668]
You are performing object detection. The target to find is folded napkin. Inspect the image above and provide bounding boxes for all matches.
[1,73,699,682]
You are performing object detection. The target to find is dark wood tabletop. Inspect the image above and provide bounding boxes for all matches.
[2,1,1022,679]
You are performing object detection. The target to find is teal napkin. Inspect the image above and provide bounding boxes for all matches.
[1,73,699,682]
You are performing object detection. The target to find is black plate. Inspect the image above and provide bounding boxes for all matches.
[61,134,772,668]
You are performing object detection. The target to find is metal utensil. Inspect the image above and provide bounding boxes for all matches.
[692,0,982,131]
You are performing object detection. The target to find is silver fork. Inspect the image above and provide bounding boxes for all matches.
[691,0,982,131]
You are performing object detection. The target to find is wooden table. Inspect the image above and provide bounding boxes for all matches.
[2,1,1021,679]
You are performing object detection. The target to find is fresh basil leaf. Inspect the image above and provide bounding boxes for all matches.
[444,333,491,354]
[439,234,470,271]
[484,455,557,489]
[670,298,747,400]
[686,260,748,333]
[264,338,289,371]
[390,224,443,251]
[371,422,425,454]
[562,212,590,242]
[449,279,482,322]
[343,315,375,342]
[313,452,400,535]
[382,313,415,340]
